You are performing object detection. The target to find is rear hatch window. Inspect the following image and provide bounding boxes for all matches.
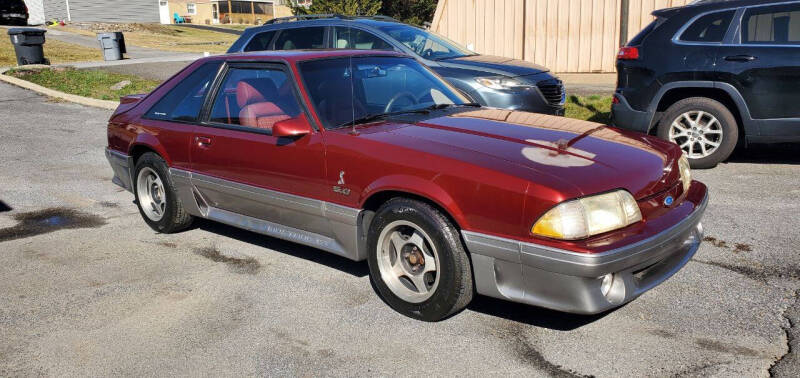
[628,17,668,46]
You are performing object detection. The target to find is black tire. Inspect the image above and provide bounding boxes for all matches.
[657,97,738,169]
[133,152,193,233]
[367,198,473,321]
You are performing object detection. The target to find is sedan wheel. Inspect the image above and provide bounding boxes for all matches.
[133,152,194,233]
[367,198,473,321]
[377,220,440,303]
[136,167,167,222]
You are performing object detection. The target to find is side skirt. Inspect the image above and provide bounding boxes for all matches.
[169,168,366,262]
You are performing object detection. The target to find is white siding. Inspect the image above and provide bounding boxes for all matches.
[24,0,46,25]
[42,0,160,23]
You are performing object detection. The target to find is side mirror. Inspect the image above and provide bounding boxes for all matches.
[273,114,312,138]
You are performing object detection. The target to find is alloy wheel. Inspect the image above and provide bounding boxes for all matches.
[136,167,166,222]
[669,110,723,159]
[376,220,440,303]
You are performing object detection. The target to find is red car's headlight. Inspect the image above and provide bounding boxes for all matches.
[532,190,642,240]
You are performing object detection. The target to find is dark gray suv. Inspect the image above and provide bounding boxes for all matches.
[227,15,565,115]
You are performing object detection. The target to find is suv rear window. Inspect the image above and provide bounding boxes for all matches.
[244,30,277,52]
[742,4,800,45]
[680,10,735,43]
[628,19,660,46]
[274,27,326,50]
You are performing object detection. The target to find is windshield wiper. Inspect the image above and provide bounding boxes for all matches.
[336,108,432,128]
[427,102,481,109]
[336,103,482,129]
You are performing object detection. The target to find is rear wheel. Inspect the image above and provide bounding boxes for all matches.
[657,97,738,169]
[367,198,473,321]
[133,152,193,233]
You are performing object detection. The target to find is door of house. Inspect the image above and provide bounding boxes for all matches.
[212,4,219,24]
[158,0,171,24]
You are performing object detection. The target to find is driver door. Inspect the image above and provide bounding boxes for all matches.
[190,62,330,235]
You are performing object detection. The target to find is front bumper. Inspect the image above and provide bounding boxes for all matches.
[477,87,565,115]
[463,190,708,314]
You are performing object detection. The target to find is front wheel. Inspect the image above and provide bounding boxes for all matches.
[657,97,738,169]
[367,198,473,321]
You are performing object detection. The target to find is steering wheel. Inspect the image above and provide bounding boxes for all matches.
[384,92,419,113]
[421,48,434,59]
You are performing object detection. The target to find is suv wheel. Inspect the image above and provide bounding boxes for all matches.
[367,198,473,321]
[657,97,738,169]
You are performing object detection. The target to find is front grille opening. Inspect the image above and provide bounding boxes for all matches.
[537,81,565,106]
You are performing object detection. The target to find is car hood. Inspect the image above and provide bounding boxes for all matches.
[380,109,681,200]
[436,54,549,77]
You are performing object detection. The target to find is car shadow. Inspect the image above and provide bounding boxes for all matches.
[194,218,370,278]
[466,295,616,331]
[0,200,11,213]
[726,143,800,165]
[194,218,615,329]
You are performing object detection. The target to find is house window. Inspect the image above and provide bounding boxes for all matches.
[187,3,197,15]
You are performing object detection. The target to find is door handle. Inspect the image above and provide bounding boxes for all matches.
[195,136,212,147]
[725,55,757,62]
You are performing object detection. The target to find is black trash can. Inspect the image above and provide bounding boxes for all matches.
[7,28,48,66]
[97,32,126,61]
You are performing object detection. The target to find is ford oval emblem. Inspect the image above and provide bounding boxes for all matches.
[664,196,674,207]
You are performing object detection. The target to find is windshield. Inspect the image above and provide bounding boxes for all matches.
[378,24,474,61]
[299,56,470,130]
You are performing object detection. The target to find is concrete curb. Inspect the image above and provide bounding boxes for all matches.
[0,66,119,110]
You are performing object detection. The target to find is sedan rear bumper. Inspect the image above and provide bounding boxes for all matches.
[463,188,708,314]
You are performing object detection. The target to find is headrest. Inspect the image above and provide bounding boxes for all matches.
[236,79,278,108]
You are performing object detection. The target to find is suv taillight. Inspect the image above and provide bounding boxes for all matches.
[617,46,639,60]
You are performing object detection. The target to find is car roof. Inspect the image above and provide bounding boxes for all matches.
[200,49,409,64]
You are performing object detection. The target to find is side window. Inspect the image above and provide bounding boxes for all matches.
[146,61,222,122]
[333,27,394,50]
[742,4,800,45]
[244,30,277,52]
[273,27,326,50]
[208,67,301,132]
[680,10,735,42]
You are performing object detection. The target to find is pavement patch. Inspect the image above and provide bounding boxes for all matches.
[0,208,106,243]
[193,247,261,275]
[703,236,753,253]
[692,259,800,283]
[494,321,592,378]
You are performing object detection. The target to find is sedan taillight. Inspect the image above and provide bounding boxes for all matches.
[617,46,640,60]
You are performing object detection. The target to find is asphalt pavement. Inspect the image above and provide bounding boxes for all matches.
[0,81,798,377]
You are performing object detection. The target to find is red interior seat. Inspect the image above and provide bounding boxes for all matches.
[236,80,290,131]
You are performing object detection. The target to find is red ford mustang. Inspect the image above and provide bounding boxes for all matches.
[106,50,707,321]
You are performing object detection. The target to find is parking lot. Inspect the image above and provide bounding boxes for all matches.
[0,80,798,376]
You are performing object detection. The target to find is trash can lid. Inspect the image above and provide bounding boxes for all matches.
[96,32,121,39]
[7,28,47,36]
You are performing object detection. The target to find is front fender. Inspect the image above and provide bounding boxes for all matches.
[359,174,469,230]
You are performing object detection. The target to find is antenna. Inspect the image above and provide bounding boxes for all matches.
[348,53,358,136]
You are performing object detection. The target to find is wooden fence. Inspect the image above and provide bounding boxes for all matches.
[430,0,691,73]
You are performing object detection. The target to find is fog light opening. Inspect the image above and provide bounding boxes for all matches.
[600,274,614,297]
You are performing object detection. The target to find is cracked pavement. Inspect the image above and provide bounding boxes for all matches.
[0,81,798,376]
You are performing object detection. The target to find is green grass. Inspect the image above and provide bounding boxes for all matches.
[565,95,613,124]
[7,67,160,101]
